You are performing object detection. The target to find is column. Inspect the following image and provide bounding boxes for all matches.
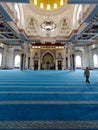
[55,60,58,70]
[71,44,75,70]
[38,50,41,70]
[20,42,27,70]
[67,44,71,69]
[96,45,98,67]
[65,44,68,69]
[29,46,33,70]
[62,49,66,70]
[82,46,89,69]
[7,46,14,69]
[25,43,29,70]
[2,44,8,69]
[88,47,94,69]
[68,43,75,70]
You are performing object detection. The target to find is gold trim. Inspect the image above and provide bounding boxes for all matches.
[30,0,67,11]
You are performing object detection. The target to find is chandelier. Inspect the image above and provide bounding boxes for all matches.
[40,18,57,31]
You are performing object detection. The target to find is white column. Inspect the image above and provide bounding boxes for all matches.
[55,60,58,70]
[62,49,66,70]
[38,60,40,70]
[32,60,34,70]
[88,47,94,69]
[64,47,67,69]
[67,44,71,69]
[7,46,14,69]
[2,45,8,69]
[25,43,29,70]
[71,43,75,70]
[96,45,98,67]
[21,42,29,70]
[67,43,75,70]
[29,47,33,70]
[82,46,89,69]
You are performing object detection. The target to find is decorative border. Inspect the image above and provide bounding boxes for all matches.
[68,0,98,4]
[0,0,29,3]
[0,121,98,129]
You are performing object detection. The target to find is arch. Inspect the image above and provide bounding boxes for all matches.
[41,51,55,70]
[14,3,21,20]
[6,3,25,27]
[18,4,25,25]
[93,54,98,68]
[75,55,81,68]
[73,5,79,28]
[76,5,83,22]
[41,50,55,63]
[0,53,2,67]
[73,5,83,28]
[14,55,20,68]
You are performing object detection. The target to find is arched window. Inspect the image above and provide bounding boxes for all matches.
[77,5,82,21]
[0,53,2,67]
[14,55,20,67]
[93,54,98,68]
[14,3,20,20]
[75,56,81,68]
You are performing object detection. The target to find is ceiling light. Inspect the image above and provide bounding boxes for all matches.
[40,18,57,31]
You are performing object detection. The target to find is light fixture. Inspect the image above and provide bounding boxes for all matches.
[40,17,57,31]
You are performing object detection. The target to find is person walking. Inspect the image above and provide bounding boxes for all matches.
[84,67,90,83]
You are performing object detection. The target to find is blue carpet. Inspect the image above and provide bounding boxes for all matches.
[0,69,98,129]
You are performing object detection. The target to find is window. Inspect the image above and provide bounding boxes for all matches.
[47,4,50,10]
[77,5,82,21]
[15,3,20,20]
[14,55,20,67]
[54,3,57,9]
[34,0,37,5]
[75,56,81,68]
[40,3,44,8]
[93,54,98,68]
[60,0,64,6]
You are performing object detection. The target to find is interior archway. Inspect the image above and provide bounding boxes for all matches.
[41,53,55,70]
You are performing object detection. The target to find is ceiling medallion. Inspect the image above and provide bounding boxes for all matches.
[30,0,67,11]
[40,18,57,31]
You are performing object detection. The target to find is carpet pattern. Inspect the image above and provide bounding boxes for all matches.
[0,69,98,129]
[0,121,98,129]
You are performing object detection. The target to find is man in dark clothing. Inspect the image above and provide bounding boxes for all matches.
[84,67,90,83]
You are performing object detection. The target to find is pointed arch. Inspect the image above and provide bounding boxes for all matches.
[41,51,55,63]
[41,51,55,70]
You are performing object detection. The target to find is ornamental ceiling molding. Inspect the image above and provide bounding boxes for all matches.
[29,3,71,16]
[68,0,98,4]
[0,0,29,2]
[25,17,37,35]
[30,0,67,11]
[59,17,71,35]
[0,0,98,3]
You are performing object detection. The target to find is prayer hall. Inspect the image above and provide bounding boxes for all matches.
[0,0,98,129]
